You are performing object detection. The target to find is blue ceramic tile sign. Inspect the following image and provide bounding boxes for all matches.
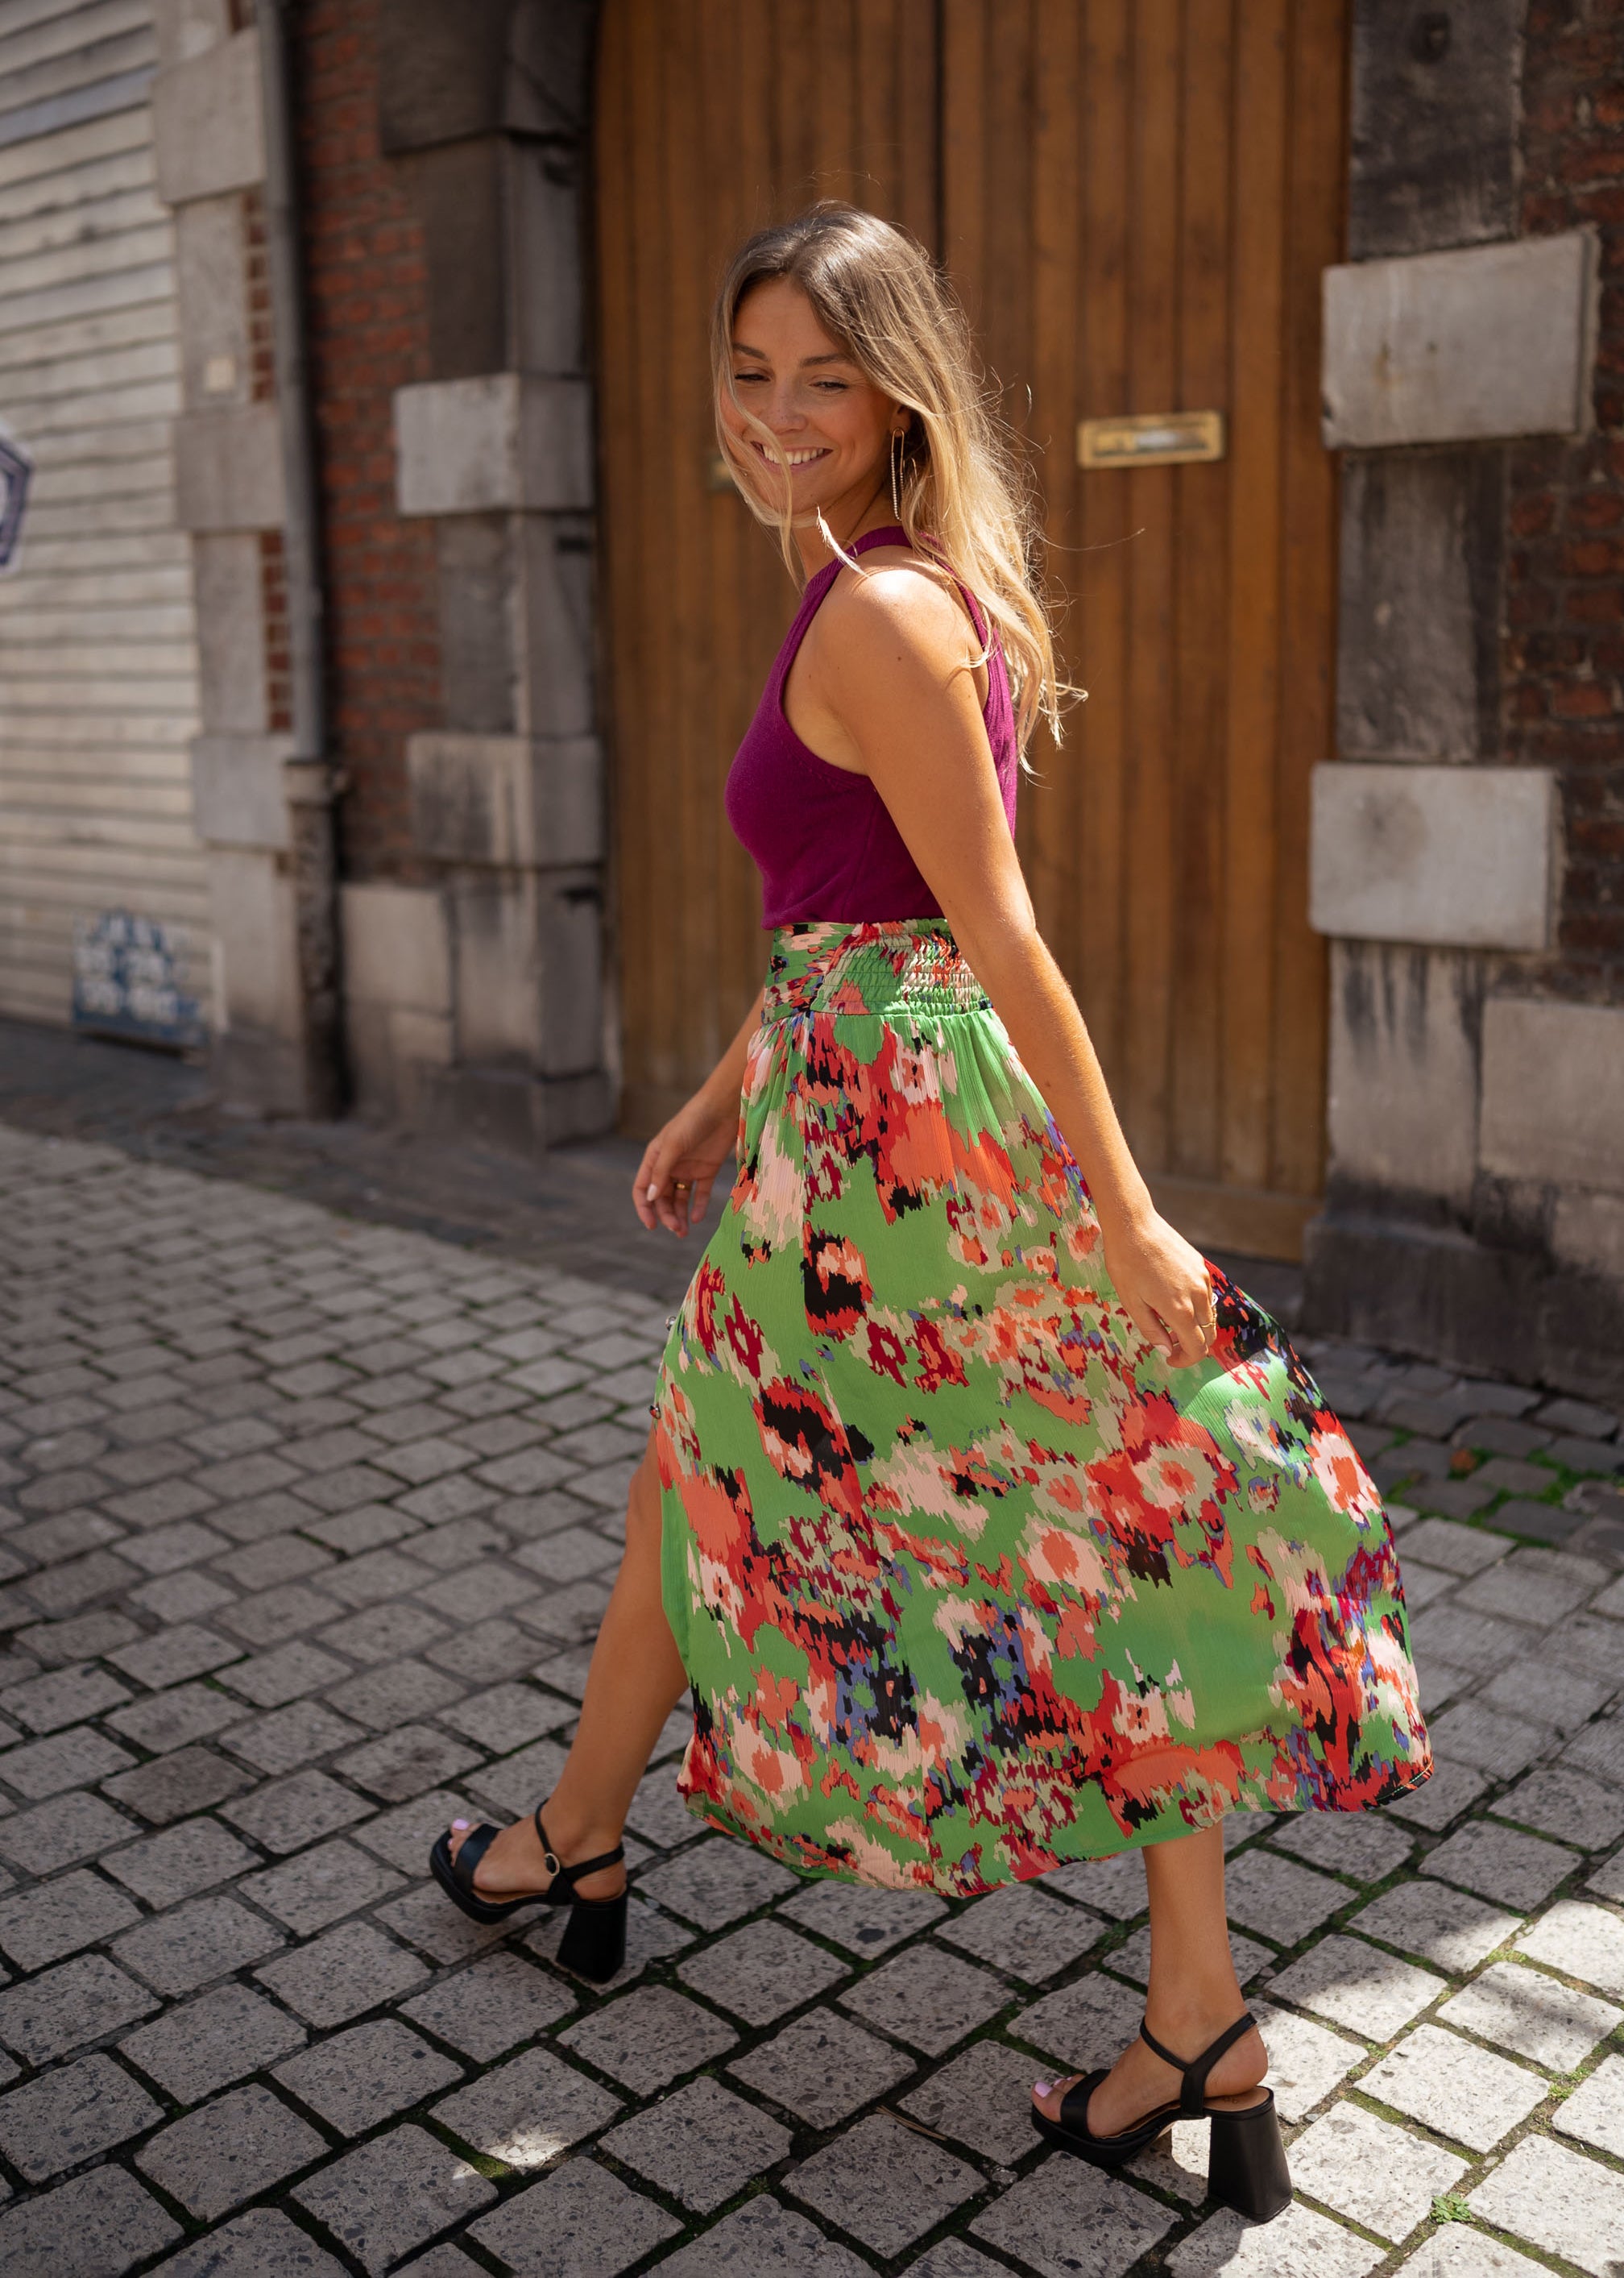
[0,426,31,573]
[72,911,206,1048]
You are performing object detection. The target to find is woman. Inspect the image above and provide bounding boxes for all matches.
[433,204,1430,2222]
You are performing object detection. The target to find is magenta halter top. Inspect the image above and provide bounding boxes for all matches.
[723,525,1020,927]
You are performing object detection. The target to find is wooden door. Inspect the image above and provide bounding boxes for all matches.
[596,0,1346,1261]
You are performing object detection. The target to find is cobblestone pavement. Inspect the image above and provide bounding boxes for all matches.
[1,1122,1623,2277]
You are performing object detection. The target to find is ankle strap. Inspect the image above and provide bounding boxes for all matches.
[535,1809,624,1890]
[1140,2011,1257,2117]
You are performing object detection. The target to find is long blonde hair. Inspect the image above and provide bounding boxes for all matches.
[710,202,1064,751]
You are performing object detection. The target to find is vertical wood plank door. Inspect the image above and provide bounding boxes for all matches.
[942,0,1348,1259]
[596,0,1346,1261]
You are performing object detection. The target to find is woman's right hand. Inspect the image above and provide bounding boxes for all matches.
[632,1091,738,1238]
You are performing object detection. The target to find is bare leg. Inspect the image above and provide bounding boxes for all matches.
[446,1430,688,1903]
[1032,1822,1267,2135]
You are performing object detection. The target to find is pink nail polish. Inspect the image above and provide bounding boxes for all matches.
[1033,2078,1053,2098]
[451,1819,470,1830]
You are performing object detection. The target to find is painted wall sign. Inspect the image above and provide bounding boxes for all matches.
[72,911,206,1049]
[0,425,31,572]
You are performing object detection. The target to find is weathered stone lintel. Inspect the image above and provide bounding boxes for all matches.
[394,376,593,517]
[1480,998,1624,1195]
[1309,763,1557,951]
[152,24,264,205]
[1322,230,1597,449]
[407,732,603,869]
[175,404,285,534]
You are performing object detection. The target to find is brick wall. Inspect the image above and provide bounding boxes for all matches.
[296,0,441,882]
[1508,0,1624,1003]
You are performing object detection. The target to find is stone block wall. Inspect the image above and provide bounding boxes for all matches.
[1305,0,1624,1403]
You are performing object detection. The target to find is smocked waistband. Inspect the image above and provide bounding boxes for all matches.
[762,919,992,1023]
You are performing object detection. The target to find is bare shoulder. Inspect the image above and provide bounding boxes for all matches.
[818,550,976,681]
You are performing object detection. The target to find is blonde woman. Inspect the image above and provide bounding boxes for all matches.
[433,204,1430,2220]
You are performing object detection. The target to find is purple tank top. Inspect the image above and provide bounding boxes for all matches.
[724,525,1020,927]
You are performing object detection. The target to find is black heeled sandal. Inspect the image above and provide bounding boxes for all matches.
[1031,2010,1292,2224]
[429,1807,628,1983]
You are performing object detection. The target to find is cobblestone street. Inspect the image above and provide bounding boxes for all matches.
[1,1118,1623,2276]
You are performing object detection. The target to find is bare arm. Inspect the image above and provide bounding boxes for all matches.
[808,566,1212,1367]
[632,984,764,1238]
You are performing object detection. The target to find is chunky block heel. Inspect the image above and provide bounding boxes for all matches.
[1208,2098,1292,2223]
[1031,2009,1290,2226]
[430,1804,627,1983]
[557,1889,628,1982]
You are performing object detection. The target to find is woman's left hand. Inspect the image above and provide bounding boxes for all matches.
[1101,1210,1216,1370]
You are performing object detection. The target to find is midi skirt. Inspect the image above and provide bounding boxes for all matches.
[652,919,1431,1896]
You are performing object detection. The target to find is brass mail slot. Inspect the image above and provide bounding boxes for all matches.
[1078,409,1225,468]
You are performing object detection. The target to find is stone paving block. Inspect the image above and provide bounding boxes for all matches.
[1423,1818,1580,1910]
[0,1863,139,1969]
[789,2110,983,2257]
[350,1786,475,1875]
[557,1982,735,2095]
[1563,1712,1624,1786]
[152,2206,350,2278]
[677,1915,847,2026]
[636,1834,800,1928]
[972,2156,1174,2277]
[107,1621,243,1688]
[338,1723,481,1804]
[137,2080,327,2221]
[218,1640,350,1708]
[0,2163,180,2277]
[121,1520,234,1575]
[1249,1999,1363,2122]
[222,1767,374,1853]
[106,1678,245,1753]
[401,1948,574,2060]
[274,2016,462,2133]
[1166,2201,1384,2276]
[1012,1966,1147,2072]
[901,2033,1050,2164]
[211,1533,336,1591]
[317,1600,450,1665]
[102,1741,251,1824]
[120,1981,308,2103]
[325,1656,466,1732]
[415,1563,543,1626]
[729,2005,915,2127]
[1269,1809,1414,1886]
[372,1881,516,1968]
[936,1881,1105,1982]
[238,1836,406,1935]
[1553,2049,1624,2157]
[657,2193,874,2276]
[314,1546,438,1609]
[1428,1701,1552,1778]
[222,1582,344,1650]
[0,1720,135,1797]
[435,1678,569,1753]
[0,1951,156,2063]
[1223,1848,1348,1942]
[1266,1933,1444,2041]
[433,2042,622,2171]
[1401,1516,1511,1574]
[1469,2131,1624,2278]
[1292,2097,1467,2243]
[777,1876,947,1955]
[1439,1958,1622,2070]
[1107,1921,1274,1990]
[1386,1757,1489,1831]
[115,1891,286,1995]
[1360,2019,1547,2149]
[466,1735,570,1820]
[0,1786,137,1875]
[223,1697,367,1776]
[4,1660,130,1731]
[1410,1604,1527,1675]
[839,1941,1008,2055]
[512,1524,622,1584]
[132,1568,238,1624]
[467,2156,679,2277]
[1516,1895,1624,1998]
[603,2073,793,2213]
[0,2047,163,2180]
[101,1815,258,1907]
[255,1919,428,2027]
[1481,1656,1617,1735]
[1494,1763,1624,1849]
[1348,1878,1522,1974]
[1034,1848,1151,1919]
[1587,1847,1624,1901]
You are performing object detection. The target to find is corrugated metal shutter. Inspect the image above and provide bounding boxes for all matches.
[0,0,209,1038]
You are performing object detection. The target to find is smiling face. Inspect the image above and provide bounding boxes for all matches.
[719,275,902,536]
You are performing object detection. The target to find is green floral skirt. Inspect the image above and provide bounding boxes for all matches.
[653,919,1431,1895]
